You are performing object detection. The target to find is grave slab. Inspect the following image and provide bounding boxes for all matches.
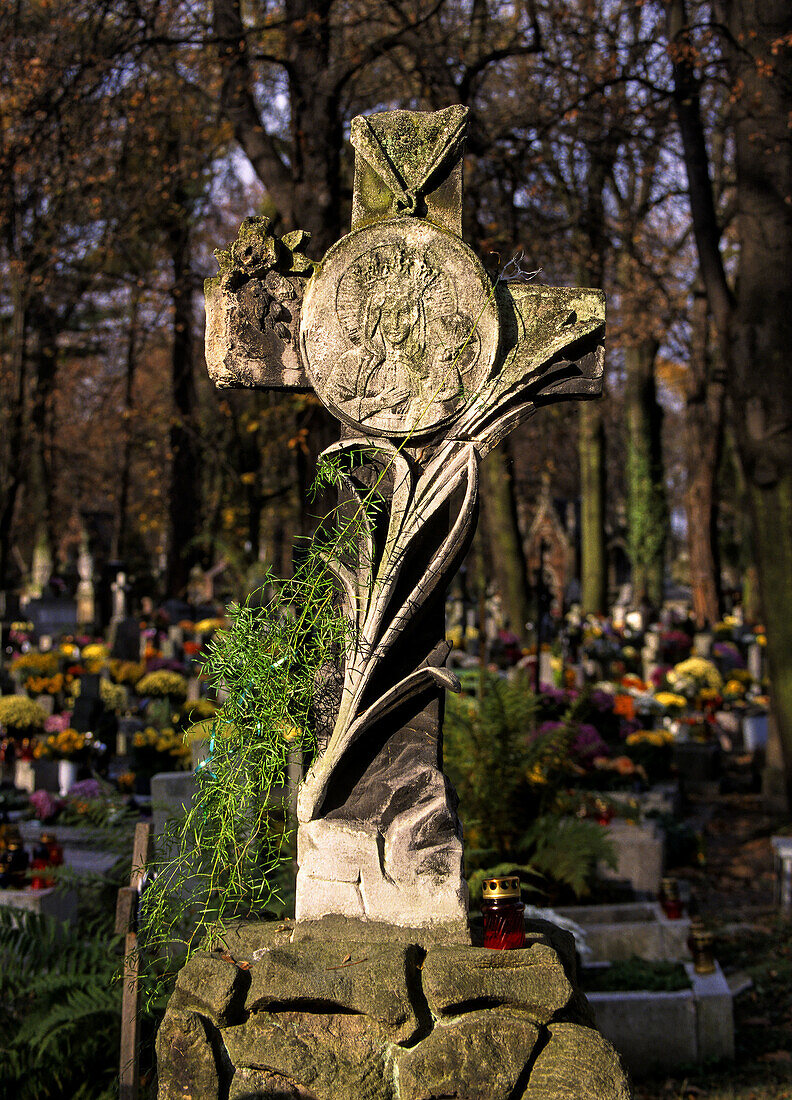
[0,885,78,924]
[597,819,665,898]
[555,901,691,963]
[587,960,734,1074]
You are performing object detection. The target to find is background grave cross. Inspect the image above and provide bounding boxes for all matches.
[205,106,605,932]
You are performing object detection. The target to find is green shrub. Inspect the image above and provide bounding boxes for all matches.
[444,672,615,900]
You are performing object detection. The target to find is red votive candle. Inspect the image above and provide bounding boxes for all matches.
[482,875,526,949]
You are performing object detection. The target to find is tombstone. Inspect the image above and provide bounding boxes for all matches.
[525,473,573,617]
[111,570,127,623]
[159,107,627,1100]
[207,107,604,928]
[24,598,78,641]
[111,616,142,661]
[75,530,95,628]
[71,672,104,733]
[748,641,763,683]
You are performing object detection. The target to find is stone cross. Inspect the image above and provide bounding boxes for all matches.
[205,106,605,935]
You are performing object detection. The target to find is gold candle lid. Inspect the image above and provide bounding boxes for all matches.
[482,875,521,900]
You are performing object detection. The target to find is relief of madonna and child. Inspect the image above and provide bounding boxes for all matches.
[329,242,482,435]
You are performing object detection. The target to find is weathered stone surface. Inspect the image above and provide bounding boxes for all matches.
[157,921,630,1100]
[172,952,247,1026]
[243,937,420,1040]
[229,1066,316,1100]
[297,768,469,927]
[205,216,312,391]
[156,1002,220,1100]
[289,913,471,947]
[221,1011,393,1100]
[350,105,467,235]
[522,1022,632,1100]
[202,106,606,934]
[296,874,365,920]
[422,942,573,1023]
[297,700,470,928]
[395,1009,539,1100]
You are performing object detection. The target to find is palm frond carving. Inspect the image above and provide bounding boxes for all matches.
[298,283,606,822]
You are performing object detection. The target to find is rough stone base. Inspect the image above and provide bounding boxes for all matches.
[157,919,631,1100]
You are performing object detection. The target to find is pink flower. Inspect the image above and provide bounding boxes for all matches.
[30,789,62,821]
[44,712,73,734]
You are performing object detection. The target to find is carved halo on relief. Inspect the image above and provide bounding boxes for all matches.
[300,217,499,437]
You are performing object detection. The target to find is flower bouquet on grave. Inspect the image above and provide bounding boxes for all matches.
[108,659,145,687]
[131,725,191,776]
[136,670,188,728]
[34,727,93,795]
[0,695,47,739]
[23,671,65,699]
[34,728,91,763]
[623,728,675,783]
[80,642,109,674]
[712,639,746,676]
[10,651,58,677]
[653,690,688,717]
[58,777,130,827]
[29,787,63,823]
[667,657,723,702]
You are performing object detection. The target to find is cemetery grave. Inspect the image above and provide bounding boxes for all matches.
[0,67,788,1100]
[0,510,786,1093]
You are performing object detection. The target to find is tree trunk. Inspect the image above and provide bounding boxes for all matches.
[480,443,531,642]
[0,267,28,587]
[213,0,343,253]
[671,0,792,794]
[624,339,666,611]
[685,291,723,627]
[579,401,606,614]
[165,211,201,598]
[724,0,792,798]
[25,312,58,595]
[114,288,140,562]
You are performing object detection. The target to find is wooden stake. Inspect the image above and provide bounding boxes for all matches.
[116,821,151,1100]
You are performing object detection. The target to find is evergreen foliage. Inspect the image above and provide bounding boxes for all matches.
[444,672,616,901]
[0,908,123,1099]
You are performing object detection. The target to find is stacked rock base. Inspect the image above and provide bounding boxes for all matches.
[157,917,631,1100]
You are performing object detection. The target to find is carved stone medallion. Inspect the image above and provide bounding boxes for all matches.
[300,217,499,437]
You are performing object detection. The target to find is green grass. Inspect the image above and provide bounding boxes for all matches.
[581,957,691,993]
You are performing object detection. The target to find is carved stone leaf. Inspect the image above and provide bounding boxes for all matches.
[299,443,478,822]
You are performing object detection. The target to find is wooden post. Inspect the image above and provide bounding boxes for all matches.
[116,821,151,1100]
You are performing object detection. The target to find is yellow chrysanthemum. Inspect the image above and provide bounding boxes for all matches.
[654,692,687,709]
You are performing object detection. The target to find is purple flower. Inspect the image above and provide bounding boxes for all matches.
[146,657,188,674]
[713,641,745,670]
[650,666,671,687]
[66,778,103,801]
[590,690,615,712]
[571,723,609,760]
[530,720,565,743]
